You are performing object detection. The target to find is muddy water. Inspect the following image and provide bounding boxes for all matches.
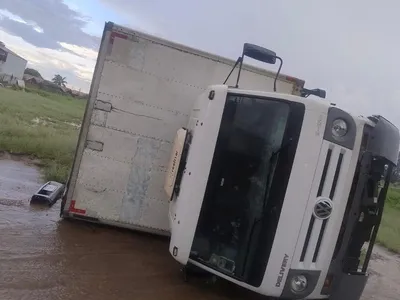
[0,158,262,300]
[0,157,399,300]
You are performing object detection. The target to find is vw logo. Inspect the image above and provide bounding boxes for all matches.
[313,197,334,220]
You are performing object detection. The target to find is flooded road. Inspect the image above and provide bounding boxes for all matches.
[0,157,263,300]
[1,156,400,300]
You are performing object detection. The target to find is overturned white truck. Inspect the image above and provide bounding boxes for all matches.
[61,22,400,299]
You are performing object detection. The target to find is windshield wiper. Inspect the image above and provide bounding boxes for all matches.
[261,138,293,212]
[240,139,293,277]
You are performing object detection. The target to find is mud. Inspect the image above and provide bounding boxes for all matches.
[0,157,399,300]
[362,246,400,300]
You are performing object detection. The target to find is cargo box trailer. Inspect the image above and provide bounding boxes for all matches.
[61,22,306,233]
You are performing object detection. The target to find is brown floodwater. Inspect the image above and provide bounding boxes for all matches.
[0,157,264,300]
[0,156,399,300]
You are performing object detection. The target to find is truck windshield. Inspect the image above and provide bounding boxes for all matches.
[190,93,304,286]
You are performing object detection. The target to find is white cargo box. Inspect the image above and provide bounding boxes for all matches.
[61,22,305,235]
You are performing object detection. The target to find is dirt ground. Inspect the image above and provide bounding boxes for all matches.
[1,157,399,300]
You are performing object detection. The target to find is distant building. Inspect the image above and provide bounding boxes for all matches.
[23,74,67,94]
[23,74,44,85]
[0,41,28,82]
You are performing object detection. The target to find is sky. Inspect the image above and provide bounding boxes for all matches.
[0,0,399,126]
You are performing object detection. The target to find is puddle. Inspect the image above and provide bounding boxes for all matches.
[0,157,42,202]
[0,156,399,300]
[0,156,262,300]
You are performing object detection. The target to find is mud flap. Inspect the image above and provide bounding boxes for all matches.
[329,273,368,300]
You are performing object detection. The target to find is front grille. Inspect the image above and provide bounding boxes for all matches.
[299,144,346,265]
[300,148,332,262]
[312,152,344,262]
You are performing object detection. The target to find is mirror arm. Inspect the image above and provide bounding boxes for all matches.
[223,56,243,85]
[235,53,245,88]
[273,56,283,92]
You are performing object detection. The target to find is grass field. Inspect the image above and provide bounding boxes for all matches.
[377,187,400,252]
[0,87,85,182]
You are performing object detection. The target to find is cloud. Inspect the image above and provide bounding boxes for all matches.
[0,0,100,50]
[0,14,58,49]
[0,29,96,91]
[0,9,27,24]
[59,43,98,60]
[0,0,101,92]
[0,9,43,33]
[97,0,160,35]
[100,0,400,127]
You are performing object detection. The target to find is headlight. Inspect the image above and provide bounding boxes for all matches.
[332,118,348,138]
[290,274,308,293]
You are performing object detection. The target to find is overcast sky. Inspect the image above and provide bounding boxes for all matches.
[0,0,399,126]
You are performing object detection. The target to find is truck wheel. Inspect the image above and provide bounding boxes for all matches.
[180,265,189,282]
[180,263,210,282]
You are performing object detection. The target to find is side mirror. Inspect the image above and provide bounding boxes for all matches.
[313,88,326,99]
[243,43,277,65]
[301,88,327,99]
[224,43,283,92]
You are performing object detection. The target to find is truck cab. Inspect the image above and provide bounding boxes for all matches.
[166,84,399,299]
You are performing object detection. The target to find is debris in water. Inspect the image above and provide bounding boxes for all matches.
[30,181,65,207]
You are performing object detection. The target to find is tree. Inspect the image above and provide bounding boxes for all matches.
[52,74,67,87]
[24,68,43,78]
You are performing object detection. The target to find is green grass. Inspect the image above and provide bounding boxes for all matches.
[376,187,400,252]
[0,87,85,182]
[359,248,366,268]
